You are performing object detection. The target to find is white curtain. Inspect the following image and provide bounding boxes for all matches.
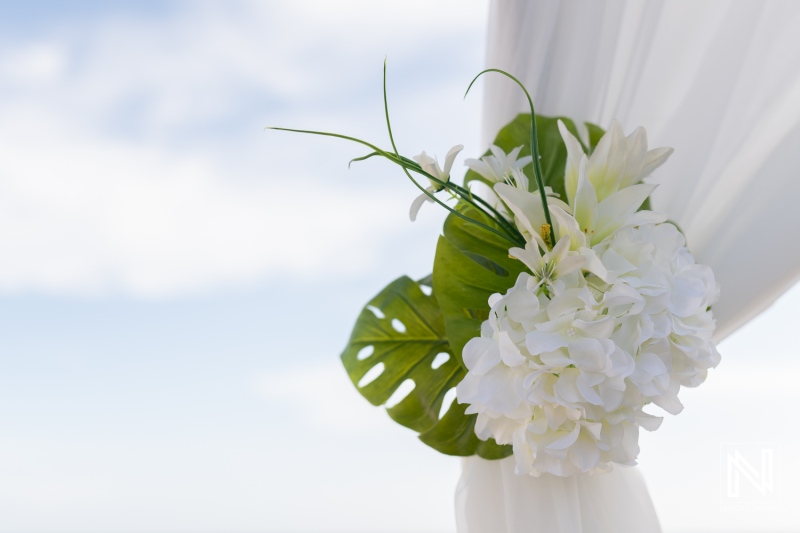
[457,1,800,531]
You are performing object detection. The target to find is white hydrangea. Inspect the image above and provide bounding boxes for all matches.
[456,121,719,477]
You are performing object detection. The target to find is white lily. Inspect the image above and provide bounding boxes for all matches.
[507,167,530,192]
[465,144,533,184]
[569,155,667,246]
[493,182,571,245]
[409,144,463,221]
[548,206,610,281]
[508,236,584,294]
[559,120,673,204]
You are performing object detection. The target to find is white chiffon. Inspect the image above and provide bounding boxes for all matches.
[456,460,660,533]
[457,1,800,531]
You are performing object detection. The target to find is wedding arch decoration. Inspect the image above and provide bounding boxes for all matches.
[272,1,800,530]
[270,63,719,482]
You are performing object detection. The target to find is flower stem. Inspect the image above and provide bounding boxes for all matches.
[265,126,522,246]
[379,59,524,246]
[464,69,554,244]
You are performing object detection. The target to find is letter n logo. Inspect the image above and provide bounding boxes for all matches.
[727,448,773,497]
[720,442,780,504]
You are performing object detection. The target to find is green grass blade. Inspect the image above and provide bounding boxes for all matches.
[465,69,553,245]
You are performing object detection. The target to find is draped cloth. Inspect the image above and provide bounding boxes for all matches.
[457,1,800,531]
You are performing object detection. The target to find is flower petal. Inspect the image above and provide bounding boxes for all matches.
[509,241,543,275]
[442,144,464,177]
[593,183,657,242]
[639,146,674,179]
[526,329,569,354]
[464,157,495,182]
[546,422,581,450]
[558,120,586,205]
[494,182,546,240]
[498,330,527,367]
[408,187,434,222]
[462,337,501,375]
[572,155,597,234]
[587,120,626,200]
[550,206,586,251]
[619,126,647,189]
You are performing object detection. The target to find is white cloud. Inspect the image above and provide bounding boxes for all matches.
[0,1,488,297]
[0,109,411,297]
[0,43,67,86]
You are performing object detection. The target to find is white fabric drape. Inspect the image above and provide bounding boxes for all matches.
[457,1,800,531]
[456,459,661,533]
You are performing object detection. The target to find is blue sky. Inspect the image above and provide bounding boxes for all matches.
[0,2,486,531]
[0,2,797,532]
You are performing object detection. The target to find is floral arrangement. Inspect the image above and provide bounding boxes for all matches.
[270,66,719,477]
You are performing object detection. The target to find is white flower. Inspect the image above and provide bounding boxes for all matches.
[496,184,610,281]
[507,167,530,192]
[569,153,667,247]
[456,120,719,477]
[558,120,673,204]
[493,182,571,244]
[508,236,584,295]
[465,144,532,184]
[409,144,463,221]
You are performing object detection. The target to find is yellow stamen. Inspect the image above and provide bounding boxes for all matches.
[540,224,552,249]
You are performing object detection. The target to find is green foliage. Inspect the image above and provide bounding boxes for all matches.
[341,276,455,432]
[433,206,526,366]
[341,114,609,459]
[340,276,509,457]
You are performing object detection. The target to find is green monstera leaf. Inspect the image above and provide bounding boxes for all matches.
[340,276,509,457]
[433,206,527,366]
[341,276,457,432]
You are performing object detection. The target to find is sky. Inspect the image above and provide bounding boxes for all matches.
[0,1,797,532]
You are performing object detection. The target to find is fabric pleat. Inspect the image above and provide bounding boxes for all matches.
[456,458,661,533]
